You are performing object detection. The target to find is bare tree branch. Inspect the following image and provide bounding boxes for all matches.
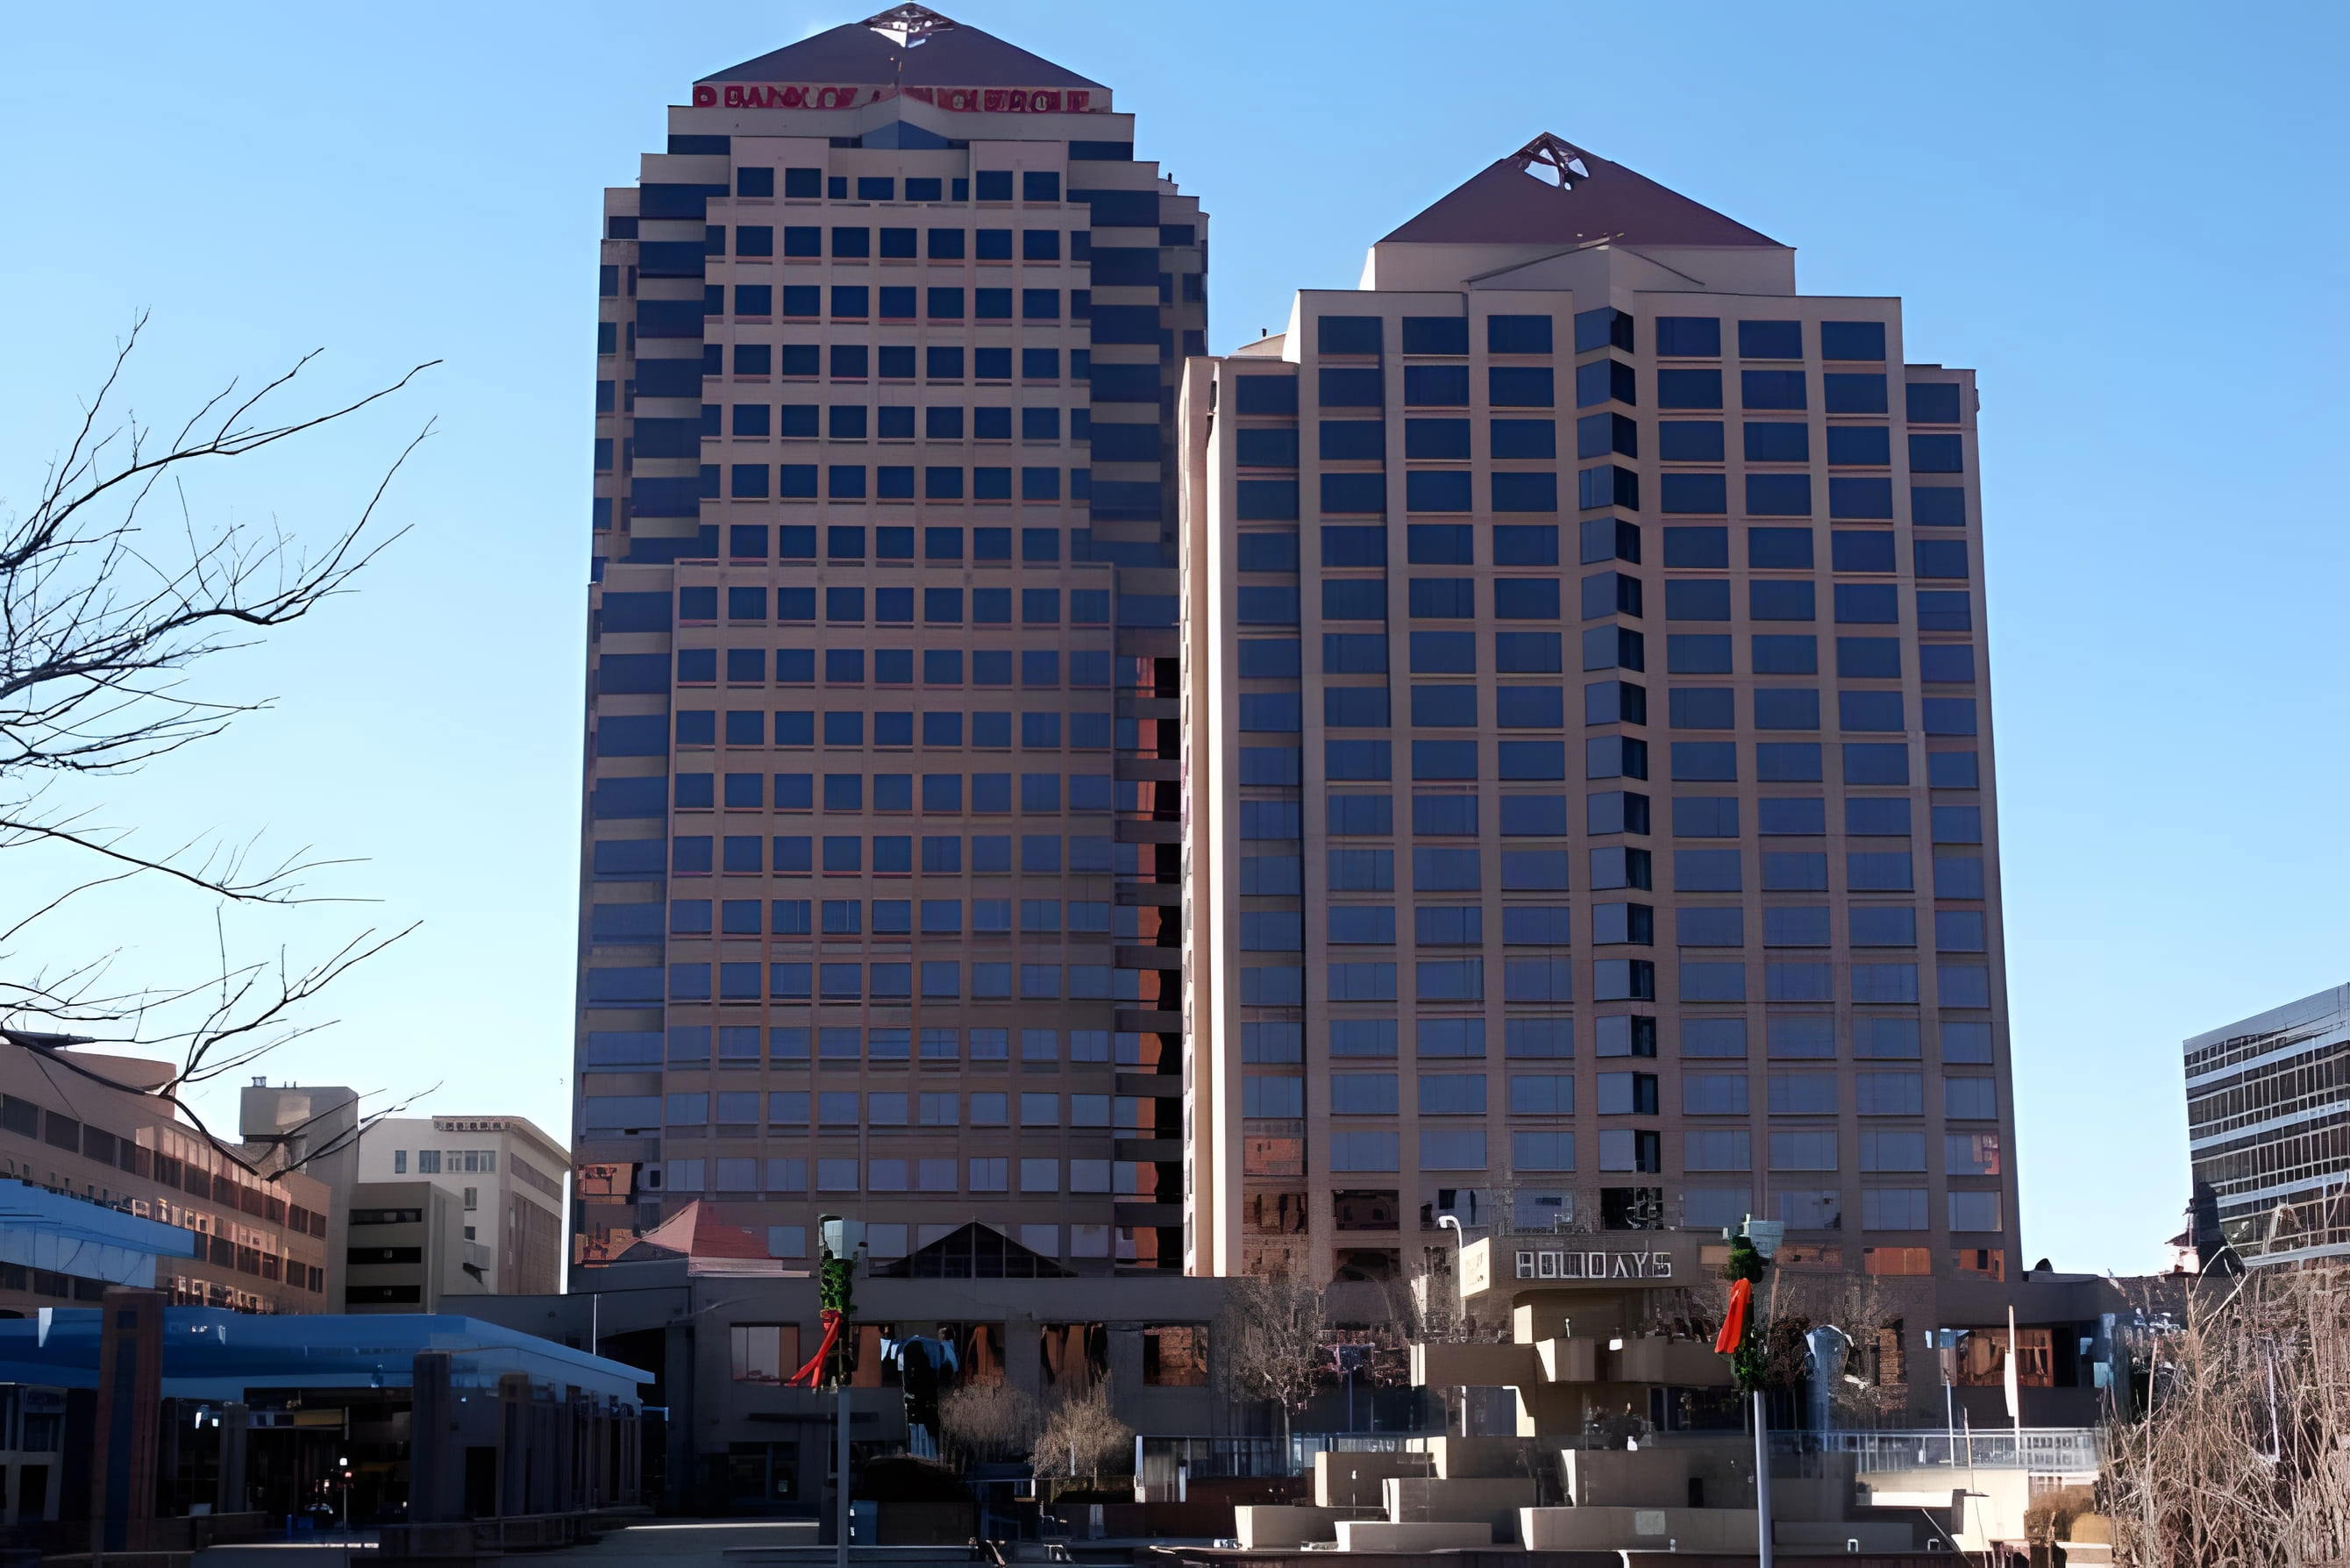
[0,319,434,1116]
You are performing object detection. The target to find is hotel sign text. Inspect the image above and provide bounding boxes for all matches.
[1516,1249,1676,1281]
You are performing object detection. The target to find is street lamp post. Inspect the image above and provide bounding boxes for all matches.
[1713,1217,1784,1568]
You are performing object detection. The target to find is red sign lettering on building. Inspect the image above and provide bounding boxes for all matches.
[690,83,1098,113]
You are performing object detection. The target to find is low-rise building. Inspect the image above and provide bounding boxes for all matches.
[342,1180,484,1312]
[0,1034,333,1317]
[355,1115,567,1295]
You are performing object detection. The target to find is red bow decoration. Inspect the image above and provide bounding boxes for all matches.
[1712,1277,1752,1356]
[786,1307,845,1388]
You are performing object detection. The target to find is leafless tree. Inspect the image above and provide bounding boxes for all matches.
[2102,1267,2350,1566]
[1214,1267,1328,1440]
[1030,1379,1133,1491]
[937,1379,1040,1470]
[0,317,432,1161]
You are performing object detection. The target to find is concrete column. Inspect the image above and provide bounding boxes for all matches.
[556,1390,580,1511]
[497,1372,531,1518]
[409,1351,460,1523]
[216,1401,250,1515]
[91,1288,165,1551]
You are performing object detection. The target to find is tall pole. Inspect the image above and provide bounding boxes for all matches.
[1752,1389,1774,1568]
[837,1377,851,1568]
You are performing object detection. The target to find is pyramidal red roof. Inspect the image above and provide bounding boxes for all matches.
[1380,133,1779,250]
[702,5,1102,90]
[627,1200,770,1261]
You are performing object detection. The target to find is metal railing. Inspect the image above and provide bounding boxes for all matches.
[1770,1426,2101,1477]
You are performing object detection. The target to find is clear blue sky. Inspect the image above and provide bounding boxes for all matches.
[3,1,2344,1274]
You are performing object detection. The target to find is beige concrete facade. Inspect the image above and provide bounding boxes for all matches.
[355,1114,567,1296]
[0,1045,332,1315]
[1180,138,2016,1290]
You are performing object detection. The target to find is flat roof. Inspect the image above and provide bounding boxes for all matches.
[0,1308,649,1403]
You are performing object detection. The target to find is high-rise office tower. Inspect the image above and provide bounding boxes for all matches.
[576,6,1202,1273]
[1182,136,2014,1285]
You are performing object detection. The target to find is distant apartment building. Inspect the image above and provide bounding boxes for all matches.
[0,1035,333,1315]
[2186,982,2350,1268]
[576,5,1201,1274]
[355,1115,567,1296]
[1180,135,2015,1284]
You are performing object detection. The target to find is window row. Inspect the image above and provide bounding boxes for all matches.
[599,646,1118,692]
[705,344,1099,381]
[1242,615,1974,686]
[705,401,1086,439]
[706,463,1085,502]
[586,959,1139,1005]
[586,1023,1137,1066]
[721,167,1065,203]
[632,895,1121,939]
[1245,736,1980,789]
[632,832,1117,877]
[1296,902,1987,953]
[1318,1132,2004,1186]
[704,222,1084,260]
[601,709,1116,755]
[704,283,1091,323]
[575,1147,1147,1201]
[1231,1013,1997,1064]
[661,1088,1144,1130]
[1649,317,1895,365]
[1233,791,1981,845]
[591,769,1117,817]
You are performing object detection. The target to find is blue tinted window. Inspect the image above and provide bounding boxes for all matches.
[1322,473,1387,514]
[1494,367,1550,409]
[1748,527,1812,569]
[1752,688,1819,729]
[1232,376,1298,415]
[1402,316,1469,354]
[1912,487,1966,526]
[1744,423,1810,463]
[1489,314,1555,353]
[1667,634,1732,674]
[1909,434,1965,473]
[1658,421,1724,461]
[1751,635,1817,674]
[1492,419,1557,459]
[1318,315,1384,354]
[1823,374,1887,414]
[1820,321,1885,360]
[1660,474,1727,515]
[1492,525,1557,566]
[1749,581,1816,621]
[1665,581,1731,622]
[1406,524,1471,565]
[1321,420,1385,460]
[1321,367,1385,407]
[1834,585,1899,624]
[1663,527,1727,568]
[1827,425,1891,465]
[1656,317,1721,356]
[1832,531,1897,573]
[1741,370,1806,410]
[1738,320,1802,359]
[1905,382,1963,424]
[1404,418,1469,459]
[1657,368,1722,410]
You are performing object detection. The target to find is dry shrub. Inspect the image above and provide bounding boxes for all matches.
[2103,1267,2350,1565]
